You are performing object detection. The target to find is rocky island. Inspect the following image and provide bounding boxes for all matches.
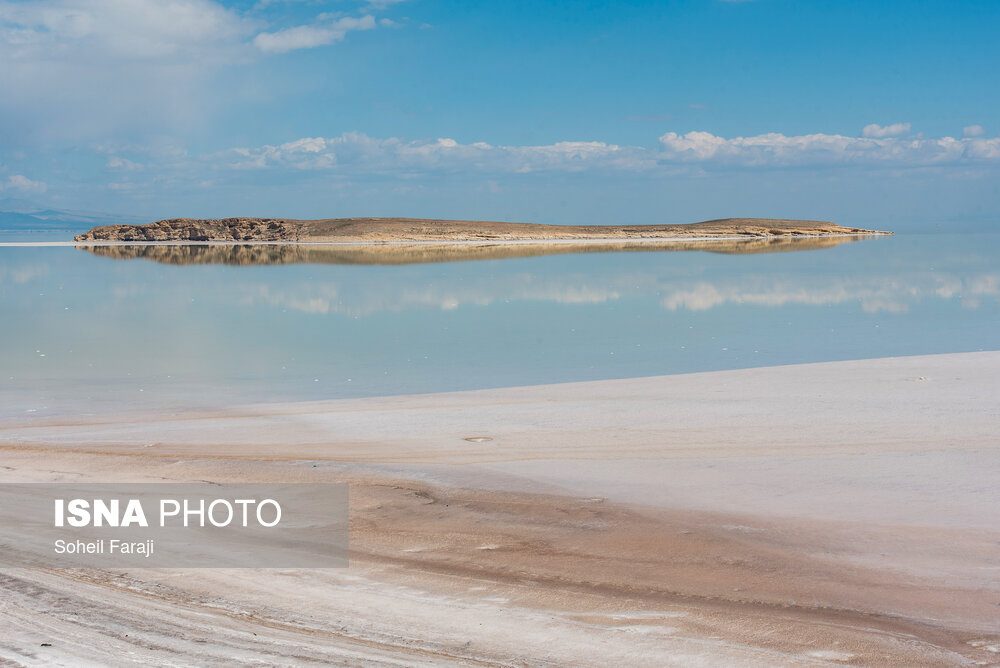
[74,216,888,243]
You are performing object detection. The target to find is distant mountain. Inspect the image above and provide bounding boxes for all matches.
[0,199,139,231]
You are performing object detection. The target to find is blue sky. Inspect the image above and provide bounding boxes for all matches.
[1,0,998,228]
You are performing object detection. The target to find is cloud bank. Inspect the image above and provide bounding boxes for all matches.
[218,127,1000,176]
[226,133,651,173]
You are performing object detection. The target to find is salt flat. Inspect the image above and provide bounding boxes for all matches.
[0,352,997,665]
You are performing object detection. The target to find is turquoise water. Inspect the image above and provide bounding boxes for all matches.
[1,232,997,417]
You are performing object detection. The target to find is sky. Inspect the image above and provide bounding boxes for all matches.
[0,0,998,229]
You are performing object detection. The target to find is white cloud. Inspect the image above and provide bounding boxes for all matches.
[862,122,911,138]
[366,0,408,9]
[106,157,144,171]
[0,0,254,60]
[254,15,376,53]
[657,129,999,167]
[963,125,986,138]
[227,132,653,173]
[1,174,47,193]
[0,0,258,141]
[77,127,1000,201]
[0,1,387,140]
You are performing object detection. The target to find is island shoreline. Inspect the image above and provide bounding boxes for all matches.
[0,231,886,248]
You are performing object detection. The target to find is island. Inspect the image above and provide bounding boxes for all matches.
[74,216,889,243]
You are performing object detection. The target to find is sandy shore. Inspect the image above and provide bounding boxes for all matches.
[0,352,997,665]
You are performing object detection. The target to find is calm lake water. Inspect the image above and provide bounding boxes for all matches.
[1,231,997,417]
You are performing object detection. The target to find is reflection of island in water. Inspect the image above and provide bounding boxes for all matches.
[78,236,869,266]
